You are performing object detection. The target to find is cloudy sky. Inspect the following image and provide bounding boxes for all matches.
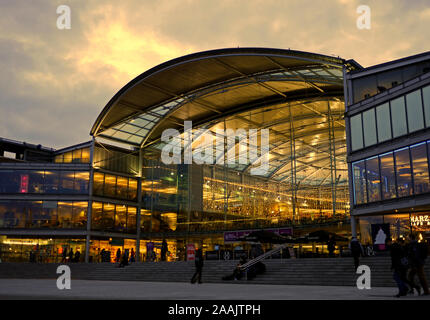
[0,0,429,149]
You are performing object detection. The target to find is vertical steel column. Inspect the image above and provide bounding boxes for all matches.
[289,103,296,220]
[85,137,95,263]
[223,119,228,226]
[136,148,143,262]
[327,100,336,217]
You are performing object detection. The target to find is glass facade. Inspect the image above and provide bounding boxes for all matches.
[93,171,138,201]
[350,85,430,152]
[352,61,430,103]
[0,169,89,194]
[352,141,430,205]
[0,201,88,229]
[91,202,137,233]
[54,147,90,164]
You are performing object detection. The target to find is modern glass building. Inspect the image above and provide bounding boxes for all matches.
[2,47,402,263]
[345,51,430,246]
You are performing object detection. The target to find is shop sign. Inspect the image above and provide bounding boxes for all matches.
[371,223,390,251]
[411,214,430,229]
[186,244,195,261]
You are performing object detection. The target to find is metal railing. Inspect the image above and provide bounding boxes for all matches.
[239,244,288,273]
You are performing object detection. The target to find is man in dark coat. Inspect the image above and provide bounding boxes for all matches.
[389,238,409,297]
[191,248,204,284]
[407,234,429,295]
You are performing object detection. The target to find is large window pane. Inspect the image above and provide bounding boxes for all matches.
[28,171,45,193]
[44,171,60,194]
[363,109,377,147]
[379,152,396,200]
[406,90,424,133]
[93,172,104,196]
[128,178,138,201]
[391,97,407,138]
[74,171,89,194]
[72,202,87,229]
[127,206,137,233]
[58,202,73,228]
[102,203,115,231]
[104,175,116,198]
[423,85,430,128]
[366,157,381,202]
[91,202,103,230]
[59,171,75,193]
[376,103,392,142]
[350,114,363,151]
[116,176,128,199]
[395,148,413,197]
[115,205,127,232]
[411,142,430,195]
[0,171,20,193]
[353,161,367,204]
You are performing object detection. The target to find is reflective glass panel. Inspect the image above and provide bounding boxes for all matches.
[391,97,407,138]
[376,103,392,142]
[423,85,430,128]
[363,109,377,147]
[366,156,381,202]
[353,161,367,204]
[350,114,363,151]
[91,202,103,230]
[395,148,413,197]
[410,143,430,195]
[379,152,396,200]
[406,90,424,133]
[115,204,127,232]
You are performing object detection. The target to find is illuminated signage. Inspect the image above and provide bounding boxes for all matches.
[20,174,29,193]
[411,214,430,230]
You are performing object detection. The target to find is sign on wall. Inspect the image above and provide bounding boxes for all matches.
[411,214,430,231]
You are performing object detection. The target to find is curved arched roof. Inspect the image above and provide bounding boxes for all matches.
[91,48,357,146]
[91,48,359,184]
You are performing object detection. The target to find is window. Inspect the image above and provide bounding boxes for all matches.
[59,171,75,193]
[406,90,424,133]
[103,175,117,197]
[411,142,430,195]
[379,152,396,200]
[91,202,103,230]
[376,103,392,142]
[115,205,127,232]
[93,172,104,196]
[395,148,413,197]
[353,161,367,204]
[363,109,377,147]
[57,202,73,228]
[102,203,115,231]
[350,114,363,151]
[72,202,87,229]
[391,97,407,138]
[423,85,430,128]
[366,157,381,202]
[127,207,137,233]
[44,171,60,194]
[128,178,138,201]
[116,176,128,199]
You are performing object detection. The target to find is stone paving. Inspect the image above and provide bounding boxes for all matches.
[0,279,429,300]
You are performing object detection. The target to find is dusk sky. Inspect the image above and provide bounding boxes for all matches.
[1,0,429,149]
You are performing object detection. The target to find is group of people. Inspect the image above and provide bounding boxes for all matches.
[60,247,81,263]
[350,234,429,297]
[388,234,429,297]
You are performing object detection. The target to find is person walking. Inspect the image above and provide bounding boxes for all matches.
[328,236,336,257]
[349,237,363,271]
[61,247,68,263]
[116,248,121,263]
[74,250,81,263]
[388,238,409,297]
[161,239,168,262]
[68,248,74,263]
[129,248,136,263]
[407,234,429,295]
[191,248,204,284]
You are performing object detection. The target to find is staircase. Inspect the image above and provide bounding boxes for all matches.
[1,257,429,287]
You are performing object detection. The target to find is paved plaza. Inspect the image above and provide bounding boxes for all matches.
[0,279,429,300]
